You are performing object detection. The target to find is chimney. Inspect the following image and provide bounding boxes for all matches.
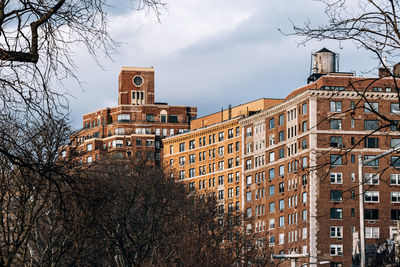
[228,104,232,120]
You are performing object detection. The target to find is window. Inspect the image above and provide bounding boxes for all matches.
[218,175,224,185]
[365,227,379,239]
[279,148,284,159]
[269,118,275,129]
[364,102,379,113]
[364,173,379,185]
[269,152,275,162]
[279,182,284,193]
[189,140,195,149]
[330,154,342,165]
[330,208,343,219]
[279,233,285,245]
[392,209,400,220]
[228,173,233,183]
[392,156,400,167]
[246,191,252,202]
[365,137,379,148]
[279,165,284,176]
[179,143,185,152]
[330,226,343,238]
[279,216,284,227]
[117,114,130,122]
[269,202,275,213]
[330,119,342,129]
[218,131,224,141]
[330,245,343,256]
[179,171,185,180]
[228,143,233,153]
[189,168,195,178]
[302,192,307,203]
[246,159,252,170]
[329,136,343,148]
[269,185,275,196]
[146,114,155,122]
[364,191,379,202]
[391,103,400,114]
[228,129,233,138]
[86,143,93,151]
[330,190,342,201]
[87,156,92,163]
[330,101,342,112]
[246,127,252,137]
[279,131,285,142]
[364,155,379,166]
[302,174,308,185]
[365,209,379,220]
[391,174,400,185]
[302,103,308,115]
[246,208,252,218]
[112,140,124,148]
[218,190,224,200]
[279,114,285,125]
[391,192,400,203]
[179,156,185,166]
[246,175,252,186]
[279,199,284,210]
[302,156,308,168]
[302,120,308,132]
[269,168,275,179]
[364,120,379,130]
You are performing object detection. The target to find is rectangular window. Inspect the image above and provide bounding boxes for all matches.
[365,137,379,148]
[302,103,308,115]
[391,103,400,114]
[365,209,379,220]
[364,102,379,113]
[269,202,275,213]
[117,114,130,122]
[364,173,379,185]
[330,190,343,201]
[330,245,343,256]
[365,227,380,239]
[364,191,379,202]
[269,118,275,129]
[278,148,284,159]
[391,192,400,203]
[330,154,342,165]
[330,208,343,219]
[364,120,379,130]
[330,119,342,129]
[279,114,285,125]
[269,185,275,196]
[364,155,379,166]
[330,226,343,238]
[218,131,224,142]
[269,152,275,162]
[189,140,195,149]
[392,156,400,167]
[330,136,343,147]
[302,120,308,132]
[279,131,285,142]
[269,168,275,179]
[391,174,400,185]
[279,199,284,210]
[330,101,342,112]
[279,216,284,227]
[391,209,400,220]
[246,191,252,202]
[179,143,185,152]
[279,165,285,176]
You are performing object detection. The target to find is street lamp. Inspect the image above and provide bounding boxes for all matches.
[358,144,400,267]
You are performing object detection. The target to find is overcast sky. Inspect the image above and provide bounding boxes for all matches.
[66,0,379,129]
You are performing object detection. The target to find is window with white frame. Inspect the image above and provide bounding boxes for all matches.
[302,227,307,239]
[302,192,307,203]
[279,233,285,244]
[86,143,93,151]
[364,173,379,185]
[365,227,379,239]
[391,174,400,185]
[246,175,252,186]
[330,244,343,256]
[365,191,379,202]
[330,173,343,184]
[279,216,284,227]
[391,192,400,203]
[330,226,343,238]
[279,165,284,176]
[330,101,342,112]
[269,152,275,162]
[269,218,275,229]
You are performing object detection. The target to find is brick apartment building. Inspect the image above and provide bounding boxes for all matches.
[163,49,400,266]
[162,98,283,214]
[69,67,197,163]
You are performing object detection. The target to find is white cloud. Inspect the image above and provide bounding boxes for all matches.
[68,0,379,128]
